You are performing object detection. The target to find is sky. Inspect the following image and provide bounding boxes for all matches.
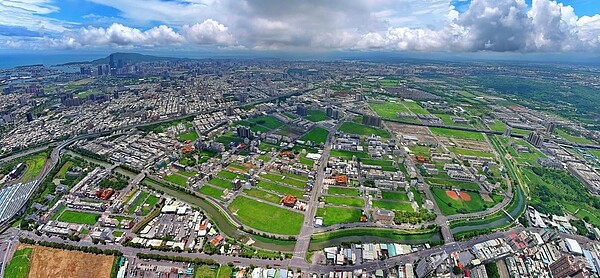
[2,0,600,55]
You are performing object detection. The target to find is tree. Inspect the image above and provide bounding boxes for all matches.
[453,266,462,275]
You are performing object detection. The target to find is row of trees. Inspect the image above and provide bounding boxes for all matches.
[19,237,123,256]
[136,252,217,266]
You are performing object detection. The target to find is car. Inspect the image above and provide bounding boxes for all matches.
[233,260,241,263]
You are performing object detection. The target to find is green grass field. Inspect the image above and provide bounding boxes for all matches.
[5,247,32,278]
[23,155,47,181]
[217,170,240,180]
[339,122,390,138]
[256,180,304,197]
[199,185,224,199]
[316,206,363,226]
[195,265,217,278]
[489,120,507,132]
[402,101,429,114]
[300,127,329,144]
[178,130,199,141]
[228,196,303,235]
[381,191,410,201]
[248,115,284,129]
[448,147,494,158]
[55,161,74,179]
[208,178,233,189]
[164,173,188,186]
[306,110,329,122]
[556,128,595,145]
[372,200,414,212]
[58,210,101,225]
[429,127,485,140]
[330,149,370,159]
[260,173,306,188]
[434,114,471,127]
[128,191,149,213]
[427,178,481,191]
[361,159,394,166]
[328,186,360,196]
[369,102,410,118]
[324,196,365,207]
[244,188,281,204]
[142,195,160,215]
[431,188,496,216]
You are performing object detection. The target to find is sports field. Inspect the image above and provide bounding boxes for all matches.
[228,196,303,235]
[57,210,100,225]
[431,188,498,215]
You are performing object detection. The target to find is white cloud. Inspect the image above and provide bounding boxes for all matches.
[0,0,70,32]
[181,19,234,45]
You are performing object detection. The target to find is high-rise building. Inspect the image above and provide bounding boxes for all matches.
[326,107,339,119]
[296,105,308,117]
[362,115,382,128]
[550,255,589,278]
[25,112,33,122]
[546,122,556,133]
[527,131,544,148]
[97,65,103,76]
[226,107,235,116]
[503,126,512,137]
[109,54,117,75]
[236,126,252,138]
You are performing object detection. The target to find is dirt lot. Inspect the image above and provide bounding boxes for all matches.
[28,245,114,278]
[387,122,437,144]
[450,138,491,151]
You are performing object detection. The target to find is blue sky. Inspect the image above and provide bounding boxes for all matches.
[2,0,600,54]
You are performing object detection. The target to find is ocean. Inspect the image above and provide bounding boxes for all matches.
[0,53,106,69]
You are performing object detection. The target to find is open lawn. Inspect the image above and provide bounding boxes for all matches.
[228,196,303,235]
[55,161,74,179]
[328,186,360,196]
[330,149,370,159]
[431,188,496,216]
[300,127,329,144]
[339,122,390,138]
[5,247,32,278]
[57,210,100,225]
[199,186,224,199]
[195,265,217,278]
[402,101,429,114]
[208,178,233,189]
[256,180,304,197]
[164,173,188,186]
[381,191,410,201]
[324,196,365,207]
[218,170,240,180]
[244,188,281,204]
[448,147,494,158]
[372,200,414,212]
[248,115,284,129]
[128,191,149,214]
[178,130,199,141]
[369,102,410,118]
[316,206,363,226]
[557,128,595,145]
[361,159,394,166]
[306,110,329,122]
[427,178,481,191]
[489,120,507,132]
[141,195,160,215]
[23,155,47,181]
[430,127,485,140]
[260,173,306,188]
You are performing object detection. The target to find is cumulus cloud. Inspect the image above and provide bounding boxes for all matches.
[181,19,234,45]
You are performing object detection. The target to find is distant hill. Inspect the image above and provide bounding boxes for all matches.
[62,52,184,65]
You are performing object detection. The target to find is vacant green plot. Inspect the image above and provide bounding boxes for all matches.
[142,195,160,215]
[306,110,329,122]
[448,147,494,158]
[208,178,233,189]
[369,102,410,118]
[427,178,481,191]
[372,200,414,212]
[300,127,329,144]
[381,191,410,201]
[431,188,495,216]
[195,265,217,278]
[227,164,248,172]
[164,173,188,186]
[379,79,400,87]
[311,227,440,244]
[339,122,390,138]
[199,186,224,199]
[489,120,507,132]
[217,266,233,278]
[316,206,363,226]
[429,127,485,140]
[5,247,32,278]
[245,188,281,204]
[402,101,429,114]
[58,210,100,225]
[23,155,46,181]
[250,124,270,133]
[218,170,240,180]
[228,196,303,235]
[248,115,284,129]
[177,170,198,177]
[330,149,370,159]
[214,135,243,146]
[557,128,595,145]
[128,191,149,213]
[178,130,199,141]
[257,180,304,197]
[328,186,360,196]
[324,196,365,207]
[299,156,315,166]
[434,114,471,127]
[361,159,394,166]
[260,173,306,188]
[55,161,74,179]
